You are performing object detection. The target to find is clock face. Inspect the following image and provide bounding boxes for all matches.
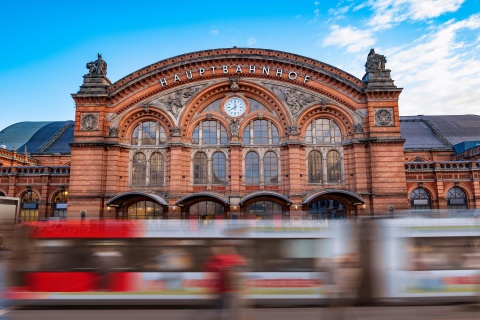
[224,97,246,117]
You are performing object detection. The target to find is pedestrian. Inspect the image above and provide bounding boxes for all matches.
[204,245,247,320]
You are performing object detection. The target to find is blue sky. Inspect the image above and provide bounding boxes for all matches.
[1,0,479,131]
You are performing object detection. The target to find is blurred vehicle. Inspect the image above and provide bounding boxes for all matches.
[3,216,480,306]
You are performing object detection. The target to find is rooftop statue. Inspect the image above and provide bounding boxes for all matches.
[86,53,108,76]
[364,49,386,72]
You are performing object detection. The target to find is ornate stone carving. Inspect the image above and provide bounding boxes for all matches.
[171,127,181,137]
[353,122,364,133]
[108,126,119,137]
[230,119,240,137]
[81,113,99,131]
[266,84,316,115]
[289,125,299,135]
[86,53,107,76]
[374,108,394,126]
[148,85,202,118]
[365,48,387,72]
[229,77,239,91]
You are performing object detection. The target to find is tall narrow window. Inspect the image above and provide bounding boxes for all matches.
[21,189,39,222]
[150,153,164,185]
[132,153,146,185]
[212,152,226,184]
[193,152,208,184]
[245,152,260,185]
[308,151,322,183]
[264,152,278,184]
[327,150,341,183]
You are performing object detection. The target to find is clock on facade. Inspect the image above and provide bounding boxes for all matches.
[224,97,246,117]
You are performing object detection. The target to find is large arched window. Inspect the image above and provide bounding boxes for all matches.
[212,152,227,184]
[21,189,40,222]
[192,120,227,145]
[410,187,431,210]
[308,151,322,183]
[327,150,341,183]
[150,153,165,186]
[305,118,342,143]
[193,152,208,184]
[131,121,167,145]
[245,152,260,185]
[132,153,147,185]
[447,187,467,210]
[243,120,279,145]
[264,152,278,184]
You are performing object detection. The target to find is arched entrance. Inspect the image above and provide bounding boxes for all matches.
[175,192,229,229]
[106,192,168,219]
[302,190,364,219]
[240,191,292,226]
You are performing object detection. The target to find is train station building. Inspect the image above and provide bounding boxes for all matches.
[1,48,480,222]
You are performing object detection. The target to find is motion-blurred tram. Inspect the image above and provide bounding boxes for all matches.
[3,217,480,305]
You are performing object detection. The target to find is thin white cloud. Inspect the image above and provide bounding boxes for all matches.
[322,25,375,53]
[367,0,466,30]
[247,37,257,46]
[209,28,219,36]
[386,14,480,115]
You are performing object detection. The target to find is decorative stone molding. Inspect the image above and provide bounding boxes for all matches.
[289,125,299,135]
[230,119,240,137]
[265,84,316,115]
[81,113,99,131]
[374,108,394,126]
[148,85,204,118]
[108,126,119,137]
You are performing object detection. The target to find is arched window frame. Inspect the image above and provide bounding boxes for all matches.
[245,151,260,185]
[446,187,467,209]
[410,187,431,210]
[132,152,147,185]
[150,152,165,186]
[308,150,322,183]
[263,151,279,185]
[193,152,208,185]
[212,151,227,185]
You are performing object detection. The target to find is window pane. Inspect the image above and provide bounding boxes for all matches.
[158,126,167,143]
[132,153,147,185]
[308,151,322,183]
[264,152,278,184]
[131,125,140,145]
[193,152,208,184]
[219,124,228,144]
[245,152,260,185]
[306,119,342,144]
[212,152,226,184]
[243,124,251,144]
[253,120,269,144]
[271,124,279,144]
[150,153,164,185]
[142,122,157,145]
[192,125,199,144]
[202,121,217,144]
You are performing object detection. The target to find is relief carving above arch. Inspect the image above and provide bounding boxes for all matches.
[258,81,363,132]
[108,83,210,130]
